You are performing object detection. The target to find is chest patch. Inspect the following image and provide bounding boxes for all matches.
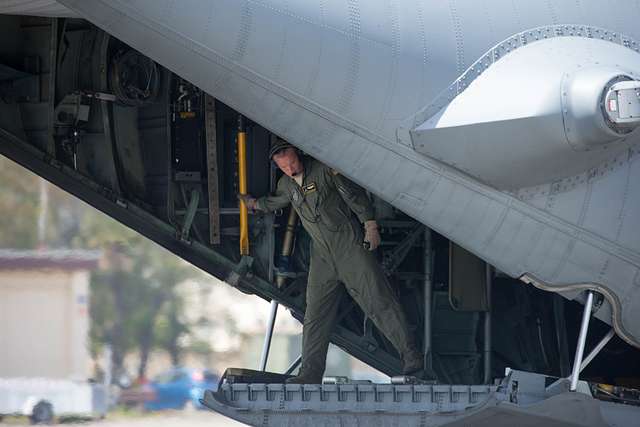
[302,182,317,195]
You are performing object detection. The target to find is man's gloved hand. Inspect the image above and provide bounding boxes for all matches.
[363,220,381,251]
[237,194,258,213]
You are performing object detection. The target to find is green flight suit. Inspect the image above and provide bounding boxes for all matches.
[257,158,418,380]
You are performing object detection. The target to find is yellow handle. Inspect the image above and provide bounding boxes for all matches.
[238,120,249,255]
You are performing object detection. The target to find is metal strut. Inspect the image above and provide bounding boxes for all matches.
[569,291,594,392]
[579,328,615,373]
[423,228,433,376]
[284,355,302,376]
[547,323,614,393]
[484,264,493,384]
[180,189,200,241]
[259,300,278,371]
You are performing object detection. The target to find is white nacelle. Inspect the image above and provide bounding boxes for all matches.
[411,37,640,190]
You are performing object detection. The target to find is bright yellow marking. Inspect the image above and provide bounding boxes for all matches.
[238,130,249,255]
[179,111,196,119]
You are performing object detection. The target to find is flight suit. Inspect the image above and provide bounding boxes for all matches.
[256,158,419,380]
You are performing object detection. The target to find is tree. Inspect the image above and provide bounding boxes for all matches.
[135,245,201,377]
[0,157,87,248]
[154,297,189,367]
[2,156,204,381]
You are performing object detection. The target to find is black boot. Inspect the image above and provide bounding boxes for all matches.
[402,350,438,381]
[285,370,323,384]
[401,349,424,376]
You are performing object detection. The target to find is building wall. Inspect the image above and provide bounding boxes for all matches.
[0,270,90,380]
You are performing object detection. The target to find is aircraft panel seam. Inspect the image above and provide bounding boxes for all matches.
[514,146,637,201]
[336,0,361,115]
[247,0,393,49]
[545,0,559,25]
[377,0,399,130]
[232,1,252,62]
[415,0,430,104]
[480,198,512,252]
[549,180,593,281]
[300,1,324,100]
[448,0,465,73]
[613,160,632,244]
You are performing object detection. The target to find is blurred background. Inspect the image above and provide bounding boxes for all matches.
[0,156,385,426]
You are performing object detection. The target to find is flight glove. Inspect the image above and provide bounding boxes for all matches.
[364,220,381,251]
[237,194,258,212]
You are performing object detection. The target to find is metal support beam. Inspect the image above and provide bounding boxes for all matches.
[423,228,433,375]
[205,95,220,245]
[180,189,200,242]
[259,300,279,371]
[46,18,59,156]
[547,326,614,393]
[98,32,123,194]
[382,224,424,274]
[569,291,594,392]
[484,264,493,384]
[580,328,615,373]
[284,355,302,376]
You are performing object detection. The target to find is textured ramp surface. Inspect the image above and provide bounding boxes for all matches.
[203,383,613,427]
[204,383,496,426]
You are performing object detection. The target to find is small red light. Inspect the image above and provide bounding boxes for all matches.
[192,371,204,381]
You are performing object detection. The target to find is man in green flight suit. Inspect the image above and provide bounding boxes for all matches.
[240,139,423,384]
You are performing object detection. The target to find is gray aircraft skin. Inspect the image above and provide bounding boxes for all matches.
[2,1,640,425]
[0,0,76,17]
[29,0,640,349]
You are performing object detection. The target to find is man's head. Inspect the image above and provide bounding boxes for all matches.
[270,139,302,178]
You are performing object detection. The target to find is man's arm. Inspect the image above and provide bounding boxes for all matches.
[331,171,375,223]
[254,178,291,212]
[331,170,381,251]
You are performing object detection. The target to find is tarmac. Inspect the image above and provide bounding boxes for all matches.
[0,409,245,426]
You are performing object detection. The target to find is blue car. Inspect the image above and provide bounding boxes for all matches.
[143,367,219,410]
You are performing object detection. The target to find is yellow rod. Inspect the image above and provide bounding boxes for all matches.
[238,116,249,255]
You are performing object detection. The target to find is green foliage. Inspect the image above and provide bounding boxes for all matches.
[187,339,214,356]
[0,157,97,248]
[89,240,203,377]
[0,157,46,248]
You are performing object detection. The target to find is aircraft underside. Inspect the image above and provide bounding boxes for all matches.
[1,1,640,425]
